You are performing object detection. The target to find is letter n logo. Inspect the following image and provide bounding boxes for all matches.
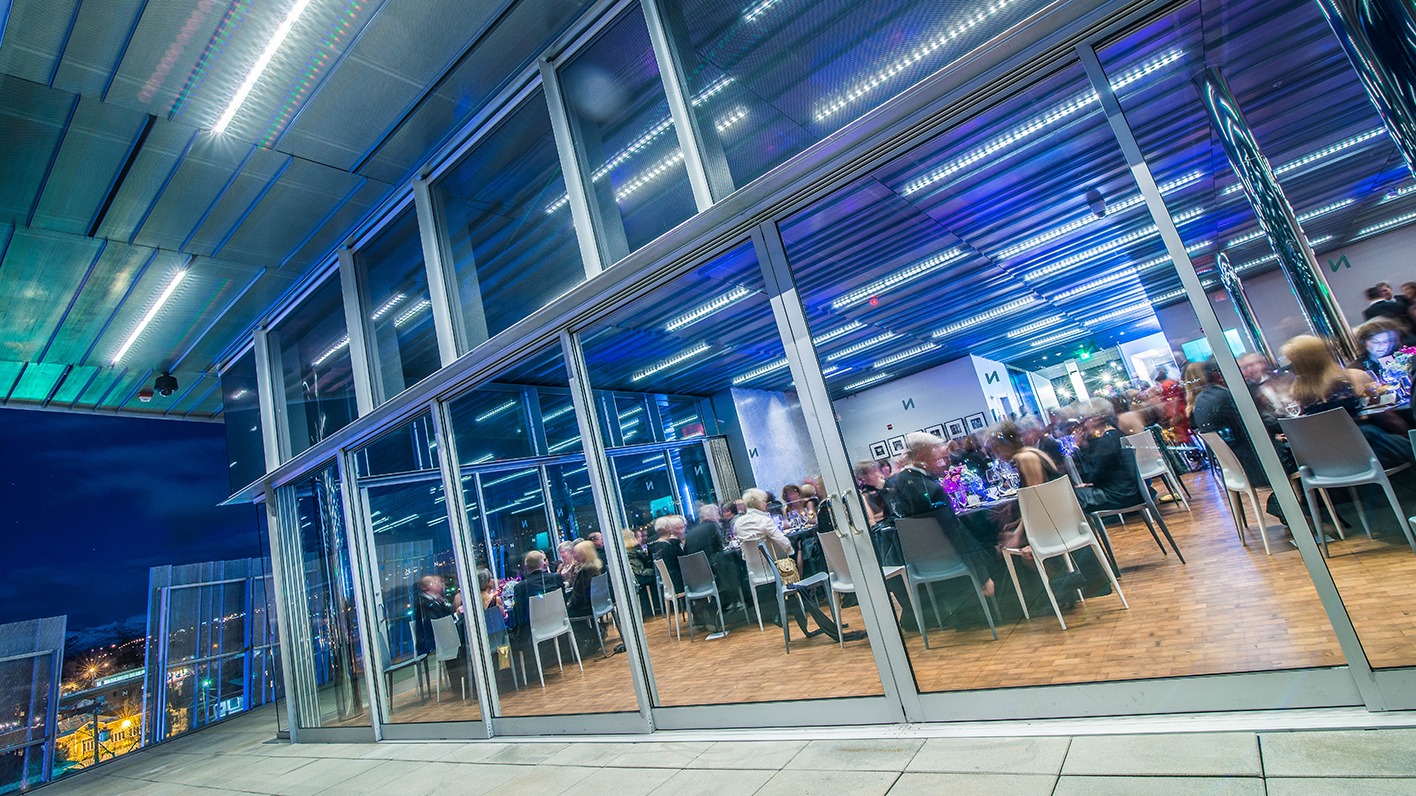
[1328,255,1351,273]
[985,371,1001,384]
[901,398,915,411]
[748,447,759,459]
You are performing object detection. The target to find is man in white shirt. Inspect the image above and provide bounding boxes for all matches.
[732,488,791,553]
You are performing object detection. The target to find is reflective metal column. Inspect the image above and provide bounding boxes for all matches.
[1316,0,1416,176]
[1195,68,1358,361]
[1216,252,1277,363]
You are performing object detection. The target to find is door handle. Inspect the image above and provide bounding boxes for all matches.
[838,489,860,535]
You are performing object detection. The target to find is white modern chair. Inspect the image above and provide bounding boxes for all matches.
[584,573,619,657]
[894,517,998,646]
[429,614,465,701]
[1279,409,1416,557]
[816,528,906,647]
[653,557,686,641]
[1005,476,1128,630]
[677,551,727,641]
[740,540,780,633]
[1122,431,1190,512]
[1198,431,1272,555]
[743,541,831,653]
[524,593,582,688]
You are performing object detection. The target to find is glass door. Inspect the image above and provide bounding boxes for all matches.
[574,240,908,727]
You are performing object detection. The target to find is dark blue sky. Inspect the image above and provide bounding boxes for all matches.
[0,408,260,629]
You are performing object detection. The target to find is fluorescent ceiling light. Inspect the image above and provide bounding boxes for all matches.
[1356,209,1416,239]
[541,404,575,422]
[1308,234,1334,247]
[212,0,314,134]
[742,0,785,22]
[548,436,581,453]
[474,399,518,423]
[843,372,893,392]
[811,321,864,345]
[933,296,1038,339]
[732,357,789,385]
[112,268,188,364]
[1220,128,1385,195]
[1223,199,1354,249]
[1150,288,1187,304]
[631,342,712,382]
[1134,240,1213,272]
[872,342,939,369]
[1052,267,1139,301]
[393,298,432,328]
[825,332,897,362]
[1234,253,1279,273]
[1025,207,1204,281]
[829,247,965,309]
[1006,316,1066,338]
[993,171,1202,260]
[900,49,1181,196]
[814,0,1027,122]
[312,335,349,367]
[665,285,751,332]
[370,293,405,321]
[1085,303,1151,326]
[1028,329,1086,349]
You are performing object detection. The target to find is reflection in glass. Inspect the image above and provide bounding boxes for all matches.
[773,47,1345,693]
[444,346,638,716]
[580,241,886,707]
[354,207,440,402]
[1099,0,1415,669]
[222,349,265,492]
[432,90,586,343]
[269,278,358,458]
[352,414,479,724]
[559,6,697,259]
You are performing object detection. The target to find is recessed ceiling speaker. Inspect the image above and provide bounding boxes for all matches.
[1086,187,1107,218]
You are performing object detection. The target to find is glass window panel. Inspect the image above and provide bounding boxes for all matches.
[559,6,697,260]
[288,463,369,728]
[1098,0,1413,669]
[352,414,479,725]
[776,53,1343,695]
[221,349,265,493]
[613,394,652,445]
[354,207,440,401]
[579,241,887,707]
[659,395,707,440]
[673,0,1053,189]
[445,345,638,717]
[433,90,586,344]
[269,277,358,458]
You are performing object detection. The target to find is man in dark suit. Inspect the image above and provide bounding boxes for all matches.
[1362,284,1410,325]
[684,504,742,610]
[413,575,465,682]
[511,550,564,638]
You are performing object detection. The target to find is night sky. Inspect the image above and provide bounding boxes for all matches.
[0,408,260,630]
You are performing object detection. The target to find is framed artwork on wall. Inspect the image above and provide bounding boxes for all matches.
[966,412,987,432]
[869,440,890,459]
[888,435,907,456]
[945,418,967,439]
[924,423,945,438]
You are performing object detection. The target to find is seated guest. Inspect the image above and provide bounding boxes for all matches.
[1283,335,1412,467]
[950,434,989,478]
[414,575,461,661]
[1237,353,1293,416]
[622,527,658,615]
[555,540,578,581]
[510,551,563,649]
[1353,318,1406,380]
[1192,359,1278,488]
[1072,403,1148,513]
[887,432,995,600]
[683,504,733,630]
[479,569,507,651]
[853,461,891,528]
[586,530,606,565]
[647,514,686,593]
[719,499,743,537]
[1018,415,1065,467]
[566,540,603,641]
[733,489,791,554]
[988,422,1063,488]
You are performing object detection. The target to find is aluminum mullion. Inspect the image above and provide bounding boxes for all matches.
[539,59,608,279]
[334,454,383,737]
[412,178,467,364]
[751,222,916,723]
[265,484,312,738]
[254,328,290,466]
[337,248,378,413]
[1078,42,1385,710]
[559,330,656,724]
[428,399,497,732]
[641,0,722,209]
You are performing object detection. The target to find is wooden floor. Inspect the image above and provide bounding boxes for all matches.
[357,469,1416,718]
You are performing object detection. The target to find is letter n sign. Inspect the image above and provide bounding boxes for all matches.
[901,398,915,411]
[1328,255,1351,273]
[748,447,759,459]
[985,371,1001,385]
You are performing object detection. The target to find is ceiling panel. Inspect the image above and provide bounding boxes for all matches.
[0,227,105,361]
[277,177,392,271]
[0,0,80,85]
[49,0,148,97]
[49,363,100,405]
[169,265,302,374]
[72,364,126,408]
[184,147,293,256]
[31,95,149,234]
[0,75,76,225]
[92,118,197,241]
[41,240,160,364]
[10,361,68,402]
[131,134,257,255]
[218,157,369,264]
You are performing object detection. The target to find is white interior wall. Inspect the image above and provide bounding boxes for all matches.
[716,387,820,495]
[971,354,1023,422]
[835,357,989,462]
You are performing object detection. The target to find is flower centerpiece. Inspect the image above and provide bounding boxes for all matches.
[939,465,968,511]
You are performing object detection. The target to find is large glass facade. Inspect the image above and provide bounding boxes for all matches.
[558,5,698,260]
[432,90,586,346]
[221,350,265,493]
[353,207,441,403]
[268,278,358,459]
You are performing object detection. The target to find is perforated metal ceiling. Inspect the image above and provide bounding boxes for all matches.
[0,0,592,420]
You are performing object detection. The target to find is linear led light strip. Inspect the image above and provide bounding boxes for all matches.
[617,404,644,419]
[1028,329,1087,349]
[825,331,897,362]
[213,0,314,134]
[901,49,1182,196]
[872,342,940,369]
[729,322,867,384]
[1005,315,1066,338]
[1134,240,1213,272]
[393,298,431,327]
[312,335,349,367]
[1085,303,1151,326]
[615,149,685,202]
[631,342,712,382]
[1026,207,1204,281]
[1382,183,1416,203]
[814,0,1026,122]
[112,268,188,364]
[843,372,894,392]
[732,358,789,385]
[830,247,965,309]
[1356,209,1416,239]
[369,292,405,321]
[993,171,1202,260]
[742,0,784,22]
[1052,267,1139,301]
[932,296,1038,339]
[474,399,518,423]
[1220,128,1385,195]
[542,403,575,422]
[1224,199,1355,248]
[666,285,751,331]
[548,435,581,453]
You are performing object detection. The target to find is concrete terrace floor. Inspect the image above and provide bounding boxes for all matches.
[39,705,1416,795]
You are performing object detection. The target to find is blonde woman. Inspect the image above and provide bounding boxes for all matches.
[567,539,603,622]
[1282,335,1375,416]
